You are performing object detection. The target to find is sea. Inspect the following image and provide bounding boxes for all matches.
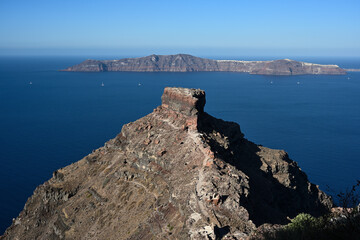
[0,55,359,233]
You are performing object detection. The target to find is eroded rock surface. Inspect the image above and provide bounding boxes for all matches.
[1,87,332,240]
[62,54,346,75]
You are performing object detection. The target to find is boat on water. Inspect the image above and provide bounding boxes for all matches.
[29,81,32,85]
[101,82,104,87]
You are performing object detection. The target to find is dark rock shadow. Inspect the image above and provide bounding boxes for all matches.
[197,112,331,226]
[214,225,230,239]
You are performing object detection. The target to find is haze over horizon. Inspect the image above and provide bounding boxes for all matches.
[0,0,359,57]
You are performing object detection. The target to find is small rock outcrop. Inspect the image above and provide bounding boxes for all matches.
[62,54,346,75]
[1,87,333,240]
[161,87,205,116]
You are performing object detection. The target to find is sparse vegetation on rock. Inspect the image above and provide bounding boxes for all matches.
[251,180,360,240]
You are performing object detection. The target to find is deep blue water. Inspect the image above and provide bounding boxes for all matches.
[0,56,360,233]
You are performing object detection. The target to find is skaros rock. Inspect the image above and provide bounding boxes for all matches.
[1,87,333,240]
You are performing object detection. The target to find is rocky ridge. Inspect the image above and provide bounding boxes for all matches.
[1,87,332,240]
[62,54,346,75]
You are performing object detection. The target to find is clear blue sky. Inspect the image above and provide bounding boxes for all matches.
[0,0,359,57]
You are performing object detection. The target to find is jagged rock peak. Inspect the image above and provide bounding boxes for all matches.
[1,87,333,240]
[161,87,206,116]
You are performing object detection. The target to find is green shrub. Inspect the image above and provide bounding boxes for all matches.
[256,212,360,240]
[270,213,326,240]
[285,213,317,231]
[252,180,360,240]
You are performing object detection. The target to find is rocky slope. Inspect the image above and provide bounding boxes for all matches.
[62,54,346,75]
[1,87,333,240]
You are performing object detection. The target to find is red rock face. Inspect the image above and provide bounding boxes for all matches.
[1,87,333,240]
[161,87,205,116]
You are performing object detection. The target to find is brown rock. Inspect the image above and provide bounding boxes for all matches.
[1,87,333,240]
[143,138,151,145]
[157,148,167,157]
[161,87,205,116]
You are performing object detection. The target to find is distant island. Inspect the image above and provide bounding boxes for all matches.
[62,54,347,75]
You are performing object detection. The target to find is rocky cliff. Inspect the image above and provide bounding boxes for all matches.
[62,54,346,75]
[1,87,333,240]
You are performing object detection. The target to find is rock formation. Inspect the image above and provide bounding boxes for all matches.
[344,68,360,72]
[1,87,333,240]
[62,54,346,75]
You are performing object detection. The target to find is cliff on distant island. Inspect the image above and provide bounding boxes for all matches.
[344,68,360,72]
[62,54,346,75]
[1,87,333,240]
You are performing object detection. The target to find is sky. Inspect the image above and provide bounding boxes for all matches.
[0,0,359,57]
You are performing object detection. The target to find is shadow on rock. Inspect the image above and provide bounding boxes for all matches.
[198,112,332,226]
